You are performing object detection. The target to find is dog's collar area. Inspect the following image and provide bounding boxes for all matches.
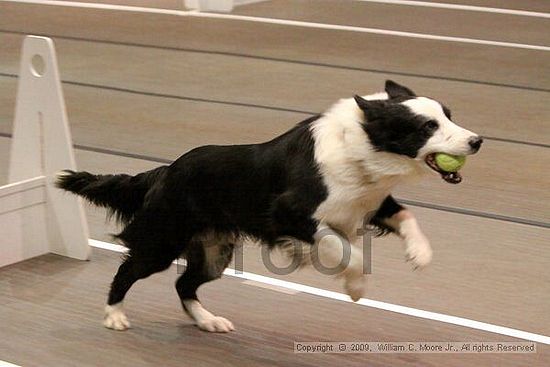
[425,154,462,184]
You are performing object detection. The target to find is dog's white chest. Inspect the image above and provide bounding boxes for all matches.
[313,177,399,239]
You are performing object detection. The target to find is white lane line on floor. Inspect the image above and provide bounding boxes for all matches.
[355,0,550,18]
[2,0,549,51]
[90,238,127,252]
[242,279,300,294]
[88,239,550,345]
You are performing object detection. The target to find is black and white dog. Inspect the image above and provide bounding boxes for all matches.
[57,80,482,333]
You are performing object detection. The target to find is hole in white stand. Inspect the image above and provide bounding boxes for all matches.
[31,54,46,77]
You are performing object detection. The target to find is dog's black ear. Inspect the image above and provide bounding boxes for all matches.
[385,80,416,98]
[355,95,386,121]
[354,95,372,110]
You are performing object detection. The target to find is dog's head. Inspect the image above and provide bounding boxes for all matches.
[355,80,482,183]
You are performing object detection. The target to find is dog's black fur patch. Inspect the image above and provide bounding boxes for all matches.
[369,196,404,236]
[355,98,438,158]
[57,115,328,306]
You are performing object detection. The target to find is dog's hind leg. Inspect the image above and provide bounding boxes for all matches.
[176,237,235,333]
[313,226,367,302]
[103,210,182,330]
[104,249,177,331]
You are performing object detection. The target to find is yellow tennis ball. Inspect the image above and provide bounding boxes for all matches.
[435,153,466,172]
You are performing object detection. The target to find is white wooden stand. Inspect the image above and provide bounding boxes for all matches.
[0,36,91,268]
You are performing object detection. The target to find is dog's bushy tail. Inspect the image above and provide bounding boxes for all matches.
[56,166,168,224]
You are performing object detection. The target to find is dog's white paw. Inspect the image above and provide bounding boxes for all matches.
[197,315,235,333]
[405,238,433,269]
[103,304,131,331]
[344,274,367,302]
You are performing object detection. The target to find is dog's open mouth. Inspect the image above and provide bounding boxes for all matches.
[425,153,462,184]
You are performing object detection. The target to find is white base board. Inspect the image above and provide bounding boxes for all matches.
[1,177,48,267]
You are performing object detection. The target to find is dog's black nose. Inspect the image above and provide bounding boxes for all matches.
[468,136,483,152]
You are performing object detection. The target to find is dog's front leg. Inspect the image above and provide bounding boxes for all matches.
[390,210,433,269]
[372,196,433,269]
[313,226,366,301]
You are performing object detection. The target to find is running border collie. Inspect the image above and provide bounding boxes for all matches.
[57,80,482,333]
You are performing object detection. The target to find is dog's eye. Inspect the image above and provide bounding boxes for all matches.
[423,120,439,131]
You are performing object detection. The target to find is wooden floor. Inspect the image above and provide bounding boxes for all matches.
[0,0,549,366]
[0,249,547,367]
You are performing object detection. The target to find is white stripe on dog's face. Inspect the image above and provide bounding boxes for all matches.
[402,97,479,157]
